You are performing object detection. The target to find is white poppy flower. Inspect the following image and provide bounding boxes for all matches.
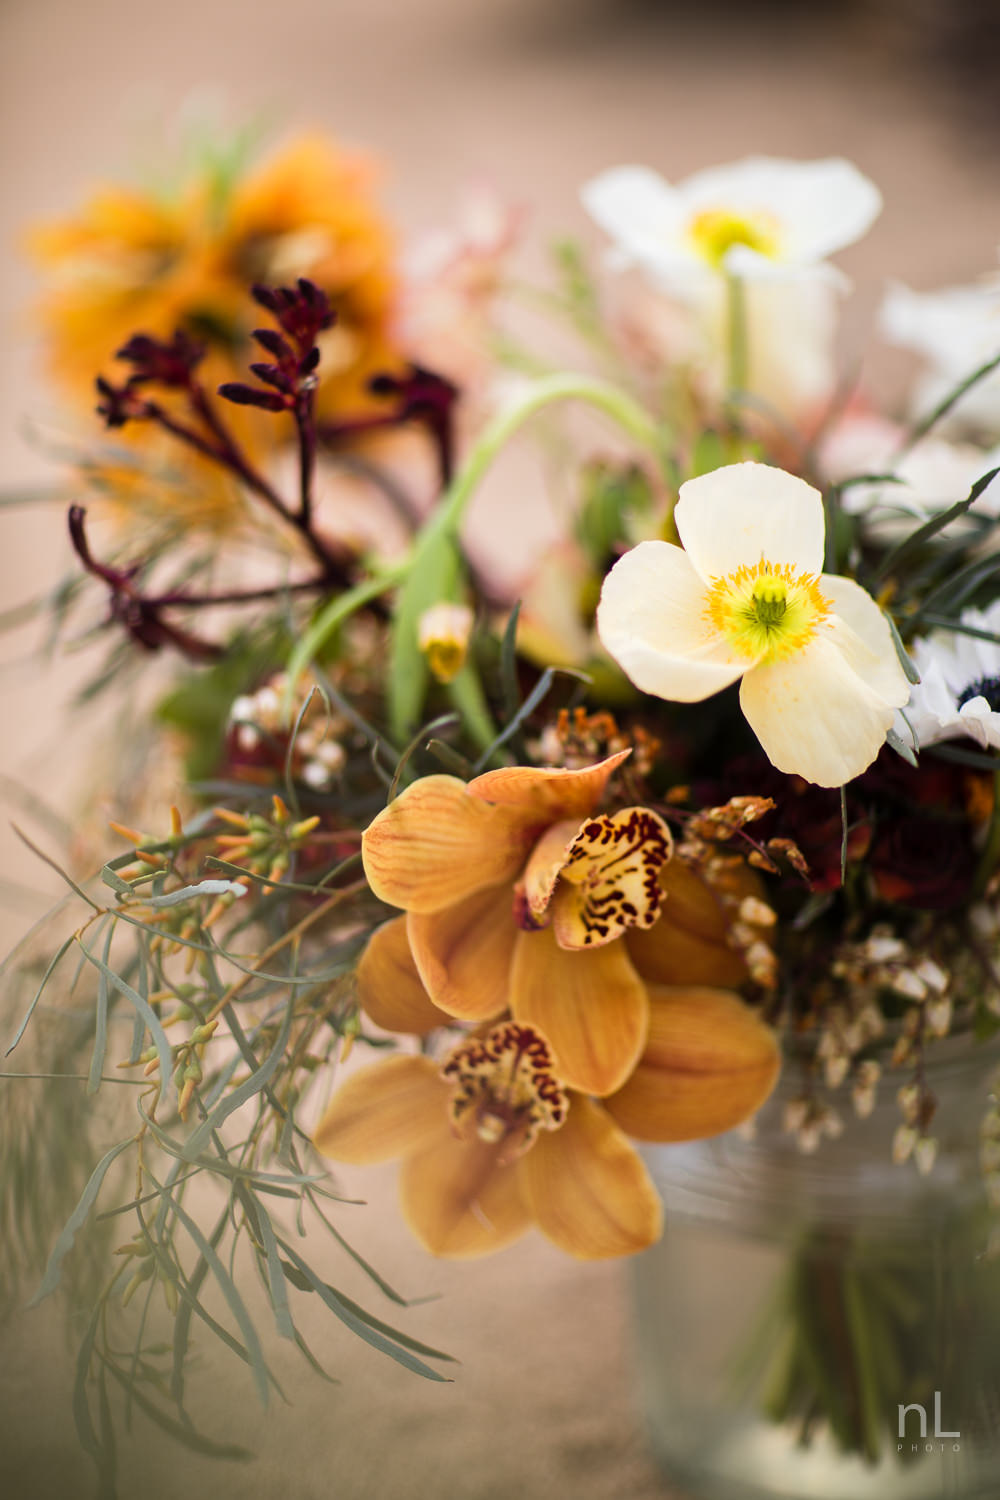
[880,276,1000,433]
[581,156,882,288]
[596,462,911,788]
[901,602,1000,752]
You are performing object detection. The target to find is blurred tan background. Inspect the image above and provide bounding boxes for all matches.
[3,1,1000,1497]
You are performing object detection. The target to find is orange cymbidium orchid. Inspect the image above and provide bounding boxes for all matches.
[314,1021,659,1260]
[361,752,762,1097]
[314,1004,779,1261]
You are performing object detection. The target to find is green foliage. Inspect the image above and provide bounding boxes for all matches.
[574,460,654,568]
[157,629,291,781]
[1,820,450,1495]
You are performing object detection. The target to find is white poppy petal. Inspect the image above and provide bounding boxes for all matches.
[904,600,1000,751]
[739,636,896,786]
[958,699,1000,750]
[580,166,688,272]
[821,576,911,708]
[677,157,881,266]
[597,540,749,702]
[768,159,882,263]
[675,462,825,582]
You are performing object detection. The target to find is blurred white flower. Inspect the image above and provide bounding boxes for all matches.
[584,158,876,426]
[880,275,1000,434]
[820,411,1000,540]
[581,156,882,288]
[706,272,840,422]
[901,600,1000,752]
[596,461,909,787]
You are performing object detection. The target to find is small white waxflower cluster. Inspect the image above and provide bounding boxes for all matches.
[781,929,960,1165]
[782,1094,844,1155]
[831,930,952,1061]
[815,1001,886,1092]
[229,674,347,789]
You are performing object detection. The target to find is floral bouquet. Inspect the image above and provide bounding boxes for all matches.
[6,129,1000,1499]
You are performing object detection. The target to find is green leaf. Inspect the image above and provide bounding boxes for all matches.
[181,997,294,1159]
[689,429,729,479]
[100,862,134,898]
[885,726,918,768]
[472,665,590,774]
[899,350,1000,454]
[278,1239,454,1381]
[884,611,921,684]
[424,739,475,778]
[72,1283,113,1469]
[575,461,653,564]
[874,466,1000,582]
[5,933,76,1055]
[87,921,114,1095]
[77,939,174,1090]
[146,878,248,910]
[99,1356,255,1460]
[928,742,1000,771]
[388,532,462,742]
[445,658,499,756]
[30,1139,133,1305]
[499,601,523,721]
[157,1183,272,1406]
[388,712,460,801]
[914,549,1000,621]
[252,1200,297,1343]
[283,566,405,724]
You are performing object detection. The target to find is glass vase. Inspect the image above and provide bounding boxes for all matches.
[631,1039,1000,1500]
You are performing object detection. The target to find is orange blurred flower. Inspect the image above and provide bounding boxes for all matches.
[29,133,402,532]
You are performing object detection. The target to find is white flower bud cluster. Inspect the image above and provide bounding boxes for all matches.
[815,999,886,1094]
[729,914,778,991]
[229,673,347,789]
[782,1094,844,1154]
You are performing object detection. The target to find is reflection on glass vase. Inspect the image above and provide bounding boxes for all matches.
[631,1039,1000,1500]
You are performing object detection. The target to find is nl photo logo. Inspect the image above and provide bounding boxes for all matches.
[898,1392,961,1453]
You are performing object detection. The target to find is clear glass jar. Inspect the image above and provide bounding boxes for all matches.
[631,1040,1000,1500]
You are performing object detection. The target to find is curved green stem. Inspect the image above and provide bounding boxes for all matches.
[725,272,749,424]
[286,374,664,746]
[388,373,664,744]
[434,372,663,542]
[282,561,409,723]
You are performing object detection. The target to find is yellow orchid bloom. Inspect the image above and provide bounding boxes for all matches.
[360,753,768,1097]
[315,1003,778,1259]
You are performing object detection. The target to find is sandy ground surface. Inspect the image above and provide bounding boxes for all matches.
[3,2,1000,1497]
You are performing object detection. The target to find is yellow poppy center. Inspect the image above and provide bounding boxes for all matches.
[688,207,782,269]
[705,558,831,664]
[441,1022,569,1160]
